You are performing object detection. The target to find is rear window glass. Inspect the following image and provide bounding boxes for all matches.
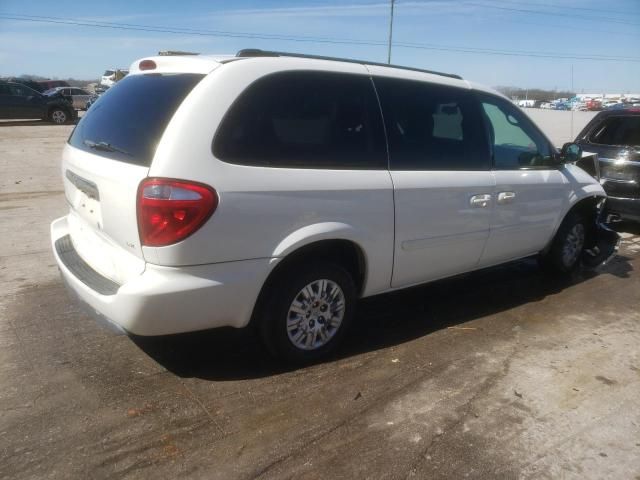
[590,115,640,146]
[69,73,204,166]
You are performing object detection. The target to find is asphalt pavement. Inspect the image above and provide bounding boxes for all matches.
[1,117,639,479]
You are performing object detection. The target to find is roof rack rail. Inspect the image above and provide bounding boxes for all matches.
[158,50,200,56]
[236,49,462,80]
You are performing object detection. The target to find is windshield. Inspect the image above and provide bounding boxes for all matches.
[68,73,204,166]
[590,115,640,147]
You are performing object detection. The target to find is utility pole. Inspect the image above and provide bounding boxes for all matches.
[570,64,574,138]
[387,0,395,64]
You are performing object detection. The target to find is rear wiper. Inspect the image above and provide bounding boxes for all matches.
[83,139,130,156]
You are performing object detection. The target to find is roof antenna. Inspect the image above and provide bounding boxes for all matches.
[387,0,395,64]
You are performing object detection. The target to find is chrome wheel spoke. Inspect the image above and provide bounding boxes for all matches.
[318,327,328,342]
[287,319,300,331]
[289,302,307,316]
[291,329,305,345]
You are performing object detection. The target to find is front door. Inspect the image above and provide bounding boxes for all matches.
[477,94,567,266]
[9,85,43,119]
[371,73,494,288]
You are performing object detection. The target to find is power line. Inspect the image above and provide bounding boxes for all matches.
[1,12,639,63]
[464,1,640,26]
[486,0,640,17]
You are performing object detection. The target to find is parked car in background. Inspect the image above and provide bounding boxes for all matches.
[0,80,76,124]
[85,95,98,110]
[601,100,619,109]
[540,102,553,109]
[38,80,70,91]
[586,99,602,111]
[100,69,128,87]
[605,102,626,111]
[43,86,93,110]
[94,84,110,94]
[50,50,619,363]
[576,109,640,222]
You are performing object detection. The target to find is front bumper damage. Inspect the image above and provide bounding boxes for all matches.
[582,203,621,268]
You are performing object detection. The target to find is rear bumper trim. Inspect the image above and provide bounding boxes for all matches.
[54,234,121,295]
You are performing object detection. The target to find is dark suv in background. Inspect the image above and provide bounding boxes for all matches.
[576,109,640,222]
[0,81,76,124]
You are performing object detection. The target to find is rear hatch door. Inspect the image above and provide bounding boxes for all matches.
[63,72,204,284]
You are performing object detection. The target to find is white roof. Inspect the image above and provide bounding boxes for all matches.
[128,53,503,98]
[129,54,238,75]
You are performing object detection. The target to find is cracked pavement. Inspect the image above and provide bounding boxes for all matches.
[1,121,639,479]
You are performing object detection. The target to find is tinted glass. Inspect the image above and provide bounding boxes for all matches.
[10,85,29,96]
[214,71,386,169]
[374,77,489,171]
[590,116,640,147]
[479,95,553,169]
[69,73,203,166]
[0,85,10,95]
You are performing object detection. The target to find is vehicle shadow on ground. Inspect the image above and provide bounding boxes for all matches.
[132,253,633,381]
[0,118,80,128]
[0,120,49,127]
[0,120,78,127]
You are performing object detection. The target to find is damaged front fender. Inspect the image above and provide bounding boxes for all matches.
[582,208,621,268]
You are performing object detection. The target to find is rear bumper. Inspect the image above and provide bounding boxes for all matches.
[51,216,275,336]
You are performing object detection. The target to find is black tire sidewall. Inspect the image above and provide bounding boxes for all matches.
[259,262,356,363]
[545,212,587,273]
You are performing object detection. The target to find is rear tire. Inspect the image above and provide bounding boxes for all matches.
[49,108,68,124]
[257,261,356,364]
[539,212,587,274]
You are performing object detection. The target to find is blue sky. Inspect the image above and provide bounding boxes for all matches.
[0,0,638,91]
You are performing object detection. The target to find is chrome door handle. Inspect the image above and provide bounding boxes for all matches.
[469,194,491,208]
[497,191,516,205]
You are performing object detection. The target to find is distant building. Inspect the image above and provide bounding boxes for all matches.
[577,93,640,101]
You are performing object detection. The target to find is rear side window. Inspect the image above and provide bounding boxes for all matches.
[214,71,387,169]
[69,73,204,166]
[589,115,640,147]
[373,77,490,171]
[10,85,30,97]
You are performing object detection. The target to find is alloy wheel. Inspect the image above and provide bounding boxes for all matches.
[51,110,67,124]
[562,223,585,268]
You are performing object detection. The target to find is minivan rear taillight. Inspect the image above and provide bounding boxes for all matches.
[137,178,217,247]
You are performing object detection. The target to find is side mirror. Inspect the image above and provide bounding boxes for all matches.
[560,142,582,164]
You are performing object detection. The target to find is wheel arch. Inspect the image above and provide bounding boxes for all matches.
[543,194,606,253]
[249,236,368,330]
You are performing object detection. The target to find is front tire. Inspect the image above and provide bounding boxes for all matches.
[540,212,587,274]
[257,262,356,363]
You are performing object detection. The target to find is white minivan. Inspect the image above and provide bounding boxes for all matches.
[51,50,618,362]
